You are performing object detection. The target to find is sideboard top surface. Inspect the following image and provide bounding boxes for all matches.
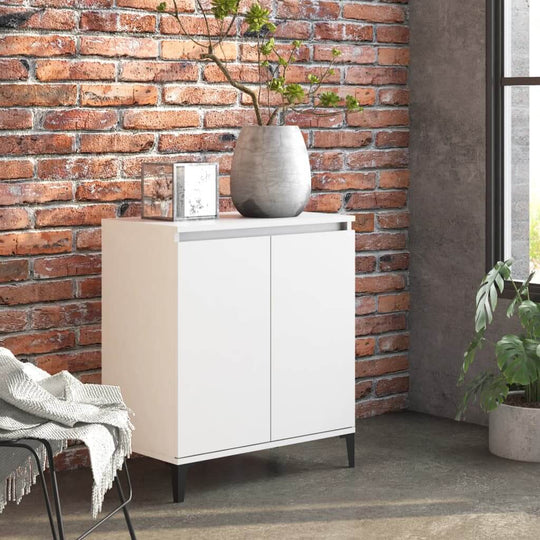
[103,212,354,240]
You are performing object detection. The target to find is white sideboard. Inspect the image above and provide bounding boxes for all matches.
[102,212,356,502]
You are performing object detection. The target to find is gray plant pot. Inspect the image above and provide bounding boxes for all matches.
[489,401,540,462]
[230,125,311,218]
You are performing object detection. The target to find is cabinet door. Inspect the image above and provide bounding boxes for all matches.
[271,231,355,440]
[178,236,271,457]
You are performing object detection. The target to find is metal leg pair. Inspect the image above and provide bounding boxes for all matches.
[0,439,136,539]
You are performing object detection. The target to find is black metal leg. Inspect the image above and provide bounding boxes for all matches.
[41,440,66,540]
[171,464,188,503]
[345,433,355,468]
[115,463,137,540]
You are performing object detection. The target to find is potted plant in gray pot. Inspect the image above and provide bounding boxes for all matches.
[158,0,361,218]
[457,260,540,461]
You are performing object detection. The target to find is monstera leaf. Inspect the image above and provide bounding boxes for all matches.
[495,335,539,385]
[474,260,512,332]
[460,328,486,383]
[518,300,540,338]
[456,372,509,420]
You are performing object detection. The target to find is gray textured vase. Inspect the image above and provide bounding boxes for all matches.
[230,125,311,218]
[489,401,540,462]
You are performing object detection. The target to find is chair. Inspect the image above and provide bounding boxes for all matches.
[0,438,136,540]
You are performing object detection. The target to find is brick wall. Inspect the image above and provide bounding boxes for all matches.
[0,0,409,466]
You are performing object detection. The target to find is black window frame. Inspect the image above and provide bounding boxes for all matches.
[487,0,540,299]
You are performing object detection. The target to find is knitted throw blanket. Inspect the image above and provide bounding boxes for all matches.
[0,347,133,518]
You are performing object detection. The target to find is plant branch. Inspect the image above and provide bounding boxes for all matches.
[171,0,207,48]
[201,52,263,125]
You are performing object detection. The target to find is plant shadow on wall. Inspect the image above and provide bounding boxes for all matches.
[158,0,363,218]
[457,260,540,462]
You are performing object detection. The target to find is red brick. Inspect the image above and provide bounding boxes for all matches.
[346,191,407,210]
[379,89,409,106]
[305,193,342,213]
[356,380,373,400]
[35,204,116,227]
[116,0,193,10]
[313,130,372,149]
[204,109,258,128]
[120,61,198,82]
[274,20,311,39]
[356,295,376,315]
[0,109,32,130]
[0,208,30,230]
[38,157,118,180]
[0,59,29,80]
[35,349,101,374]
[0,330,75,355]
[0,134,73,156]
[0,310,27,333]
[162,40,236,61]
[80,133,154,153]
[375,375,409,397]
[241,43,309,64]
[36,60,115,81]
[380,170,409,188]
[124,110,200,130]
[277,0,339,20]
[0,182,72,205]
[80,11,156,32]
[312,172,375,191]
[346,67,407,85]
[356,274,405,294]
[76,228,101,251]
[356,232,406,251]
[160,14,228,35]
[379,47,410,66]
[0,84,77,106]
[203,64,265,84]
[344,4,405,23]
[0,160,33,180]
[376,130,409,148]
[377,25,409,44]
[348,150,409,170]
[163,85,237,105]
[356,314,406,336]
[53,445,90,473]
[34,254,101,279]
[348,109,409,128]
[356,255,376,273]
[379,333,410,353]
[80,84,158,106]
[76,180,140,201]
[356,395,407,418]
[355,355,408,378]
[378,292,410,313]
[309,151,344,171]
[43,110,118,131]
[159,133,236,153]
[79,324,101,345]
[378,211,409,229]
[0,230,72,256]
[31,301,101,330]
[8,7,78,30]
[288,112,344,129]
[80,36,158,58]
[352,214,375,233]
[314,45,376,64]
[76,276,101,298]
[380,253,409,272]
[0,35,75,56]
[0,259,29,283]
[315,22,373,41]
[0,280,72,306]
[355,337,376,357]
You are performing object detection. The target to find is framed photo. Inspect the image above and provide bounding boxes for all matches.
[141,162,219,221]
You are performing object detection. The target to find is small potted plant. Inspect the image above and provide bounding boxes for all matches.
[457,260,540,461]
[157,0,362,218]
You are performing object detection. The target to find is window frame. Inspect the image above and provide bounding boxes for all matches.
[487,0,540,299]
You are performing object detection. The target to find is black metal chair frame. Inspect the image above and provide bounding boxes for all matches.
[0,438,136,539]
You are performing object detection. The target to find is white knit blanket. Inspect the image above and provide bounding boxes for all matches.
[0,347,133,518]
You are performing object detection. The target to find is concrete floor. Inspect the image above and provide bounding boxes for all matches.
[2,412,540,539]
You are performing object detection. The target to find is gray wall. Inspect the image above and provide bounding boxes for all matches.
[408,0,520,424]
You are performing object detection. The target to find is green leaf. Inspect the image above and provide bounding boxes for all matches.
[474,260,512,332]
[331,47,342,57]
[283,83,304,104]
[495,334,539,385]
[307,74,320,84]
[245,2,275,34]
[459,328,486,383]
[267,76,285,93]
[211,0,240,20]
[318,91,340,107]
[157,1,167,11]
[278,57,288,66]
[292,40,302,48]
[345,94,362,112]
[260,37,275,56]
[518,300,540,337]
[456,372,508,420]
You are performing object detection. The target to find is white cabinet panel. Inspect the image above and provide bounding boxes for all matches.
[178,236,271,457]
[271,231,355,440]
